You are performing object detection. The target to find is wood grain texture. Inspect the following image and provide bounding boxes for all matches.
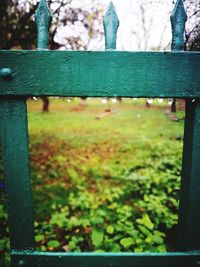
[0,98,35,251]
[0,50,200,97]
[11,251,200,267]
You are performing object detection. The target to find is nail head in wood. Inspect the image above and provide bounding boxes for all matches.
[0,68,13,80]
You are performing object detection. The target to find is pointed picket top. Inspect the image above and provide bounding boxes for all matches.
[103,2,119,50]
[170,0,187,51]
[35,0,52,49]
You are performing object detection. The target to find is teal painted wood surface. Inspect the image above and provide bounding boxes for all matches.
[103,2,119,50]
[170,0,187,51]
[11,251,200,267]
[0,98,35,251]
[170,0,186,132]
[177,100,200,250]
[0,51,200,97]
[170,0,200,251]
[35,0,52,50]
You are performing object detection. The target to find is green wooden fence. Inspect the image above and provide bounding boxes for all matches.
[0,0,200,266]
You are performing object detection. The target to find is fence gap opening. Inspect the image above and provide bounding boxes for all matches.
[24,97,185,253]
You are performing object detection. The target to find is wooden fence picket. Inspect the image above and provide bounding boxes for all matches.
[103,1,119,50]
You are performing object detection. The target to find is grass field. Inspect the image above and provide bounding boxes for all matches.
[0,98,185,265]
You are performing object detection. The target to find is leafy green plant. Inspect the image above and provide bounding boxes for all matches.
[0,99,184,265]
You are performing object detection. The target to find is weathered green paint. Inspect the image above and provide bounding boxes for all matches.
[103,2,119,50]
[35,0,52,50]
[170,0,200,251]
[0,50,200,97]
[177,100,200,251]
[170,0,187,51]
[11,251,200,267]
[0,98,35,251]
[170,0,186,123]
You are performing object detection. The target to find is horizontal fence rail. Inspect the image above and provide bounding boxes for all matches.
[0,51,200,98]
[11,251,200,267]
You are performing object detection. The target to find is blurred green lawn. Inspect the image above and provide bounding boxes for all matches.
[0,98,185,266]
[28,98,183,145]
[28,98,184,251]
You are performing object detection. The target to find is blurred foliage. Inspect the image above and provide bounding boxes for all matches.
[0,0,104,50]
[0,98,184,266]
[31,138,181,253]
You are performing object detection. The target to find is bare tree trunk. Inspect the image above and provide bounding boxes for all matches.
[171,98,176,113]
[41,97,49,112]
[146,99,151,108]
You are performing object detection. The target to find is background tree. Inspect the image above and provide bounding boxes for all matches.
[0,0,104,50]
[1,0,199,51]
[184,0,200,51]
[0,0,37,49]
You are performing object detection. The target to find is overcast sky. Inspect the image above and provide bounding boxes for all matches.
[111,0,174,50]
